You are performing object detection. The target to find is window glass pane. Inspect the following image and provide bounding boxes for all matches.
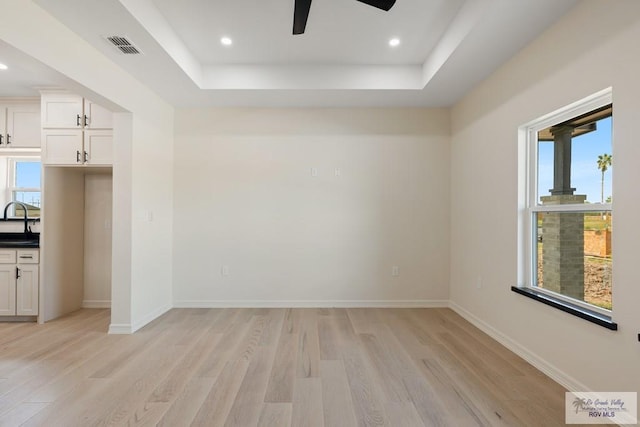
[15,161,41,188]
[572,117,612,203]
[537,111,612,204]
[535,211,612,310]
[12,191,41,218]
[537,141,554,202]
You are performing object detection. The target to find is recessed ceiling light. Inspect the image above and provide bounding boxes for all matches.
[0,63,7,70]
[389,38,400,47]
[220,37,232,46]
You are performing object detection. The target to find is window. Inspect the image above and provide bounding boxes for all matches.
[516,89,615,328]
[7,158,41,218]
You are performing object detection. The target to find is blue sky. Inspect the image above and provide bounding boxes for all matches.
[16,161,41,187]
[538,117,612,204]
[15,161,42,208]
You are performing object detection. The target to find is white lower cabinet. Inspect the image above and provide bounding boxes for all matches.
[0,249,39,316]
[0,265,16,316]
[16,263,38,316]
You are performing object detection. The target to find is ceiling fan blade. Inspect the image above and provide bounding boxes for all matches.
[293,0,313,35]
[355,0,396,11]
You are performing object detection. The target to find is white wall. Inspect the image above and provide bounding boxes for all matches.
[83,172,112,308]
[173,108,450,306]
[0,0,174,332]
[450,0,640,394]
[41,167,85,321]
[130,115,174,329]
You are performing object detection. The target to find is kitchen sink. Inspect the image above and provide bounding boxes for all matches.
[0,233,40,248]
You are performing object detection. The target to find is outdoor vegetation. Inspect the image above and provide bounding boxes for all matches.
[536,153,613,310]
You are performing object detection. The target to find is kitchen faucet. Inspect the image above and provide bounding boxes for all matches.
[2,201,31,234]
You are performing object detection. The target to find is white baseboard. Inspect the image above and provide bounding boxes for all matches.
[172,299,449,308]
[108,304,172,334]
[448,301,590,392]
[131,303,173,333]
[108,323,132,334]
[82,300,111,309]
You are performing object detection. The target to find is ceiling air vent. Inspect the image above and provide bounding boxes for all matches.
[106,36,142,55]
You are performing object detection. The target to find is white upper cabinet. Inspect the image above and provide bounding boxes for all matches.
[41,93,83,128]
[41,92,112,130]
[83,130,112,166]
[0,101,41,149]
[83,100,113,129]
[41,92,113,166]
[42,129,84,165]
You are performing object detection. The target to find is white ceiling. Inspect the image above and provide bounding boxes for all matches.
[151,0,465,65]
[0,40,75,98]
[1,0,579,107]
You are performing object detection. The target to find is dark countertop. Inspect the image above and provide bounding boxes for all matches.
[0,232,40,248]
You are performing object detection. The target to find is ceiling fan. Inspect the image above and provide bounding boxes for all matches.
[293,0,396,35]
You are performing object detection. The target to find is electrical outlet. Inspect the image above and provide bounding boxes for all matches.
[311,167,318,177]
[221,265,229,276]
[391,266,400,277]
[476,276,482,289]
[334,168,341,177]
[139,210,154,222]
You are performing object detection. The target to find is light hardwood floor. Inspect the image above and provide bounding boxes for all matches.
[0,308,573,426]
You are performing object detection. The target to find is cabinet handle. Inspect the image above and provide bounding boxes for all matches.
[84,151,88,163]
[84,115,89,127]
[76,114,81,126]
[6,134,10,144]
[77,150,81,163]
[19,255,33,259]
[16,267,21,280]
[0,134,3,144]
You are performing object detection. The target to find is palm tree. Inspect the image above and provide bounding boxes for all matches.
[597,153,612,203]
[572,397,587,414]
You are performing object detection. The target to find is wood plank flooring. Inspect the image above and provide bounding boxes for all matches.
[0,308,573,426]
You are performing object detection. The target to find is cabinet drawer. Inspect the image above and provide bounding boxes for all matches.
[17,250,39,264]
[0,250,17,264]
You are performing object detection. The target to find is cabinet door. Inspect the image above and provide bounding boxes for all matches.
[84,100,113,129]
[0,265,16,316]
[16,265,38,316]
[41,94,83,128]
[43,129,84,165]
[5,104,41,148]
[85,130,112,165]
[0,106,6,146]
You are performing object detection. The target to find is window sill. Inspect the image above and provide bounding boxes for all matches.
[511,286,617,330]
